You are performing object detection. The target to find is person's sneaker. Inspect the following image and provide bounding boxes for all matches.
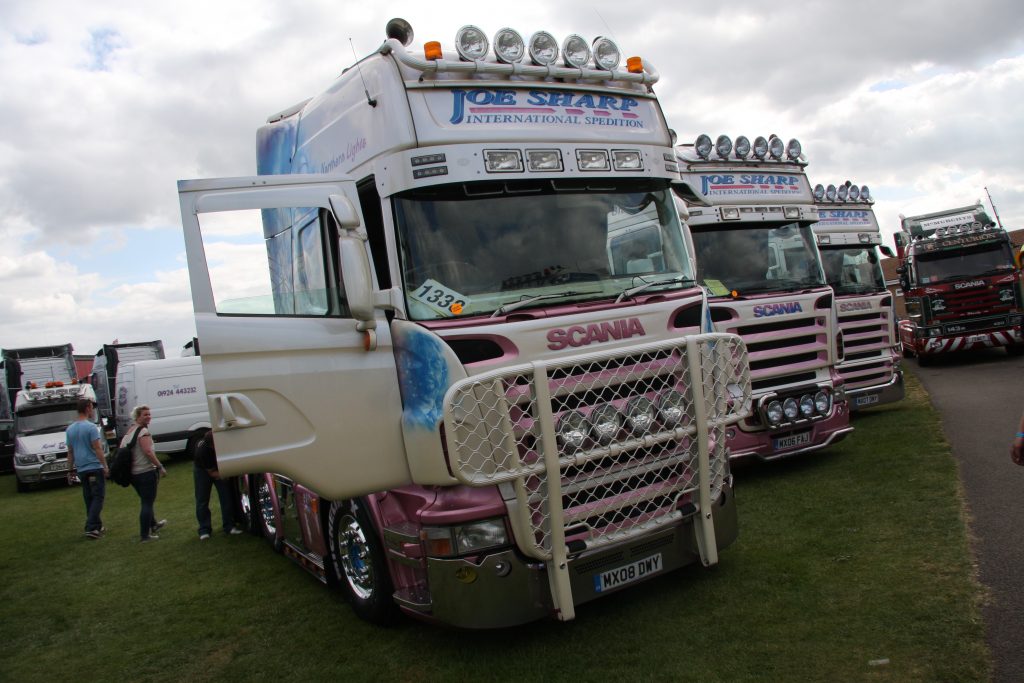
[85,530,101,540]
[227,528,245,535]
[141,534,160,543]
[199,533,211,540]
[151,519,167,532]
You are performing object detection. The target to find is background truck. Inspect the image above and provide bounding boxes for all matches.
[89,340,165,441]
[3,344,104,492]
[812,181,904,410]
[675,134,852,460]
[894,202,1023,362]
[178,18,752,627]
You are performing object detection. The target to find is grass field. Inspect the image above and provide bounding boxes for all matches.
[0,372,989,682]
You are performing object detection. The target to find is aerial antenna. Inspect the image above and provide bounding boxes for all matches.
[984,186,1002,228]
[349,38,377,107]
[594,9,618,42]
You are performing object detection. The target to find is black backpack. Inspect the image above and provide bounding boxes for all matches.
[110,427,142,487]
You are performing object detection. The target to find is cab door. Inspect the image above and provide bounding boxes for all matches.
[177,174,409,500]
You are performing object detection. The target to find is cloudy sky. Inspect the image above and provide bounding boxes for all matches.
[1,0,1022,355]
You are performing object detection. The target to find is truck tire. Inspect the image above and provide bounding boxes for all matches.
[327,499,397,625]
[253,474,283,552]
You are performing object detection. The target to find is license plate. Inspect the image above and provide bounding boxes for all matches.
[47,460,69,472]
[593,553,663,593]
[773,431,812,451]
[855,394,880,407]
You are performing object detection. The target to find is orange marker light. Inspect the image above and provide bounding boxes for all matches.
[450,302,463,315]
[626,56,643,74]
[731,290,740,299]
[424,41,442,60]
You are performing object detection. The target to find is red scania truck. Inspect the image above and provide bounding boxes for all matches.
[177,19,751,627]
[812,181,904,409]
[894,202,1023,362]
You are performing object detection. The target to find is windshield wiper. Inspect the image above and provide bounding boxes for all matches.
[491,290,599,317]
[615,276,694,303]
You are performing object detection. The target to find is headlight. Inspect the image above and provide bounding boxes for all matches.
[493,28,525,63]
[768,136,785,159]
[752,136,769,159]
[766,400,784,426]
[734,135,751,159]
[16,454,40,465]
[589,404,622,445]
[556,411,588,450]
[625,397,656,435]
[999,289,1014,302]
[931,299,946,312]
[592,36,620,70]
[612,149,643,171]
[814,391,830,414]
[455,25,489,61]
[562,34,591,68]
[528,31,559,66]
[782,397,799,420]
[799,394,815,417]
[694,134,713,159]
[715,135,732,159]
[423,519,509,557]
[658,391,688,428]
[576,149,610,171]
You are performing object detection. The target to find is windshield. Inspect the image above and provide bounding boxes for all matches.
[690,222,825,296]
[914,241,1014,284]
[16,405,79,436]
[820,245,886,295]
[393,179,693,320]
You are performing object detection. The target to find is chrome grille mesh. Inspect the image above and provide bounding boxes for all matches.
[443,334,750,561]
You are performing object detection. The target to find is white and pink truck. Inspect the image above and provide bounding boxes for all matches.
[177,20,751,626]
[812,181,904,409]
[675,135,852,459]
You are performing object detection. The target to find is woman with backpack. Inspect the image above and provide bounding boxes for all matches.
[121,405,167,542]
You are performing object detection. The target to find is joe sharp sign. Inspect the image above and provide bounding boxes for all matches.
[447,88,647,128]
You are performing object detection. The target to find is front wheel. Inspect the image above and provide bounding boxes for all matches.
[327,500,397,625]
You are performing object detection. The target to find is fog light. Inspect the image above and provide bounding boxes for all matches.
[782,397,799,420]
[556,411,587,450]
[589,404,622,445]
[658,391,688,428]
[766,400,784,425]
[799,394,815,417]
[625,397,656,435]
[814,391,830,414]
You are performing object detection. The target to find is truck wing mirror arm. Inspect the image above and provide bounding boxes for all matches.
[671,180,711,208]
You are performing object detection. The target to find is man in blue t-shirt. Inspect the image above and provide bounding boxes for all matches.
[66,398,108,539]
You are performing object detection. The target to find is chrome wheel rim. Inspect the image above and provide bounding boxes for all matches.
[337,514,374,600]
[256,479,276,536]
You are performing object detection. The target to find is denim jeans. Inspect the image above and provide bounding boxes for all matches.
[80,469,105,533]
[194,464,236,535]
[131,469,160,539]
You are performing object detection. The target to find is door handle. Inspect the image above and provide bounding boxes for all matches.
[210,393,267,430]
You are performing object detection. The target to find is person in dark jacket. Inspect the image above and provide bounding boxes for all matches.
[193,430,242,539]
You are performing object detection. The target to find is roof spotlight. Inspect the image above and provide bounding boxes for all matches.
[786,138,802,160]
[837,184,849,201]
[848,184,861,201]
[493,28,525,63]
[768,136,785,160]
[715,135,732,159]
[860,185,871,201]
[528,31,559,66]
[562,34,591,68]
[694,134,713,159]
[826,184,837,201]
[455,25,489,61]
[752,136,769,159]
[813,184,825,201]
[592,36,620,70]
[734,135,751,159]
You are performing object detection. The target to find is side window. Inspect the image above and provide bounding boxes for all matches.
[197,206,347,317]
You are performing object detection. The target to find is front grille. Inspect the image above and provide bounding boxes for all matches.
[443,335,750,561]
[722,312,829,393]
[835,298,895,390]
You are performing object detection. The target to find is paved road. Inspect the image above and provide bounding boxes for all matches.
[908,348,1024,683]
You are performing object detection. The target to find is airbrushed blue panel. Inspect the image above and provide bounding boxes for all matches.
[393,324,450,431]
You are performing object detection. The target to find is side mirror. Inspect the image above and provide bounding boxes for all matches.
[339,235,375,330]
